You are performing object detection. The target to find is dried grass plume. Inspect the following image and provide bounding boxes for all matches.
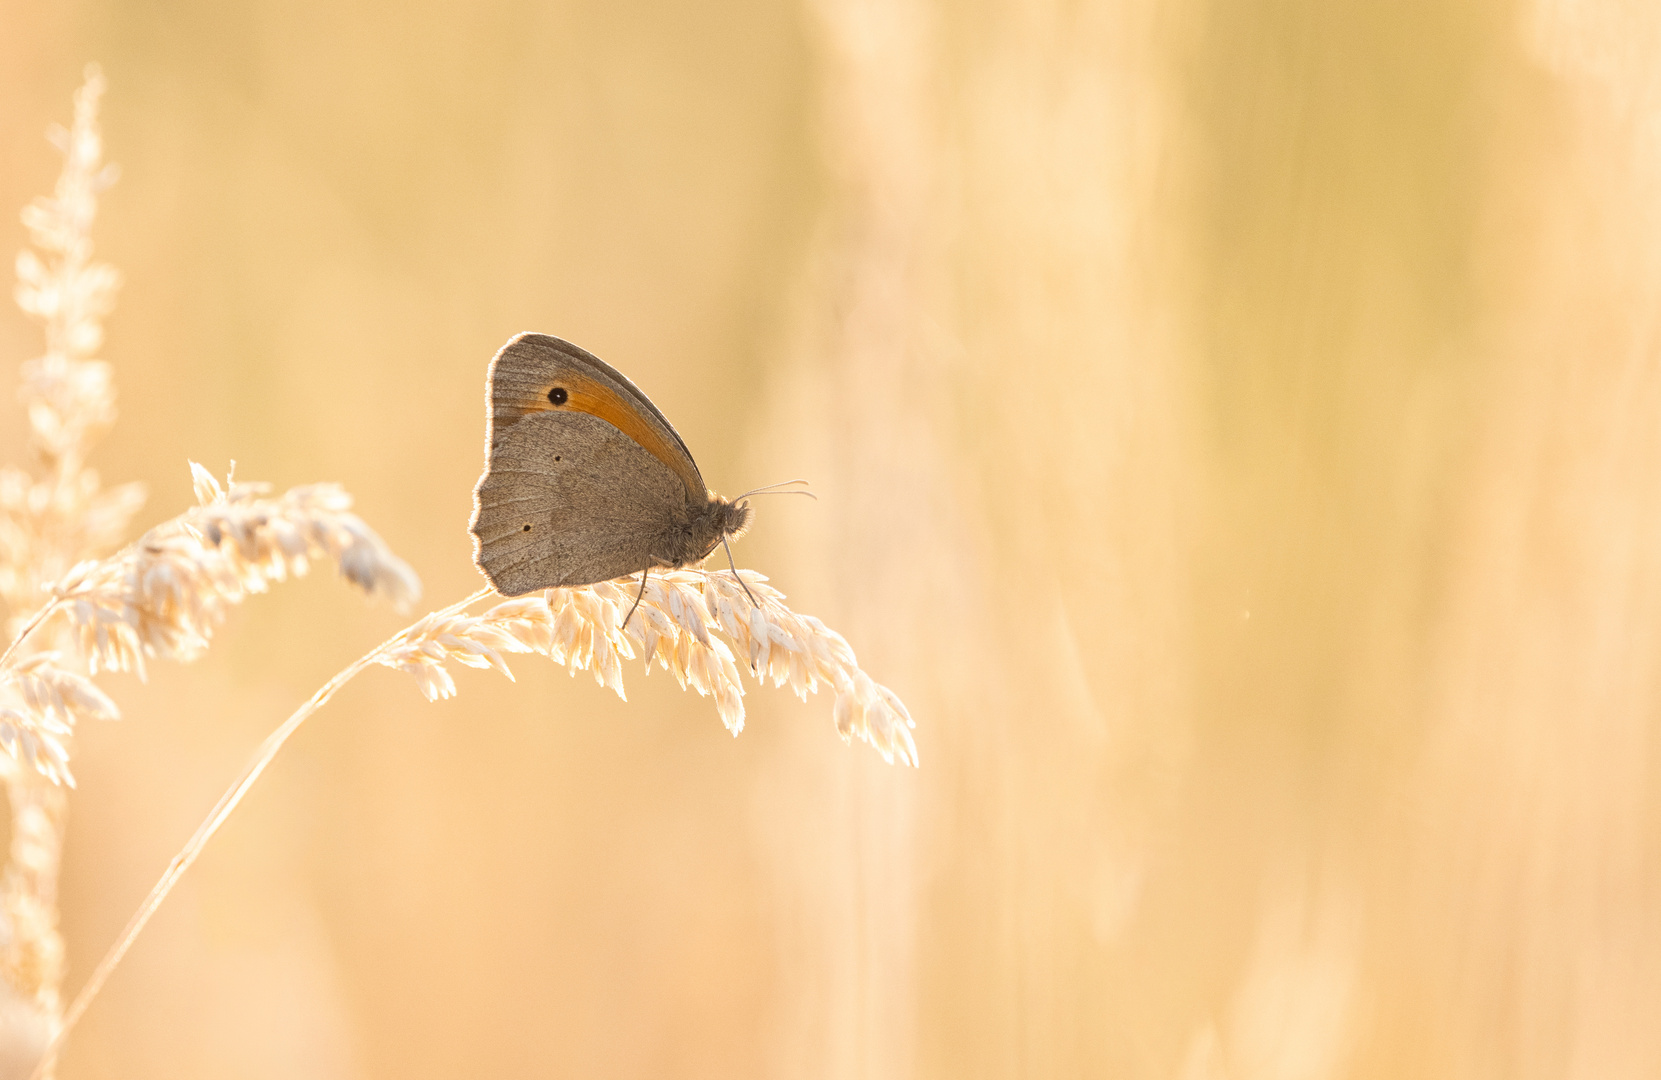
[386,570,916,765]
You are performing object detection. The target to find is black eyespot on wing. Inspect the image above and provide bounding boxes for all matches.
[522,524,532,531]
[549,387,568,405]
[554,455,561,462]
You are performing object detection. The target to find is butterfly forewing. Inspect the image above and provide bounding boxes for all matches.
[487,334,705,498]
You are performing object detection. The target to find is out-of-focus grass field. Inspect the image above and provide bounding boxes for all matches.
[5,0,1661,1077]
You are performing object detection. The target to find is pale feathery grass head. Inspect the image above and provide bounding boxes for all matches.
[54,462,421,678]
[380,569,917,766]
[0,462,421,785]
[0,63,136,1036]
[1,63,144,633]
[15,65,121,413]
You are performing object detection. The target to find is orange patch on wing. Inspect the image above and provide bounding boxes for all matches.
[506,373,702,496]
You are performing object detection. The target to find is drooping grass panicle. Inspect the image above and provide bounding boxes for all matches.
[39,462,421,678]
[0,460,422,789]
[377,570,917,765]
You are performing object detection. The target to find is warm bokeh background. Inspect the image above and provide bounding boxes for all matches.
[4,0,1661,1076]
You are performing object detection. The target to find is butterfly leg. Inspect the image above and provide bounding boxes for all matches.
[720,535,761,610]
[620,566,650,633]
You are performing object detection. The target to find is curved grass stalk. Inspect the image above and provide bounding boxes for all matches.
[27,564,915,1077]
[26,586,492,1080]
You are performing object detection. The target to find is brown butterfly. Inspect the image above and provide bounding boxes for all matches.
[469,333,805,622]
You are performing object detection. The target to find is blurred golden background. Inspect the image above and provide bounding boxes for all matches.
[4,0,1660,1076]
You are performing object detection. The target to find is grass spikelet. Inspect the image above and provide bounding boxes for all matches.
[0,653,117,787]
[378,607,528,701]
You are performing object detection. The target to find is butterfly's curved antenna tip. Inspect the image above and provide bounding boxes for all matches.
[736,478,817,502]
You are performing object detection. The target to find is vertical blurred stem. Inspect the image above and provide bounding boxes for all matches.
[0,779,66,1015]
[764,0,942,1076]
[0,65,123,1079]
[0,774,66,1079]
[783,0,1199,1074]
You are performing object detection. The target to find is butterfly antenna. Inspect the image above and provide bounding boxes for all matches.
[721,535,761,609]
[735,478,817,502]
[620,567,649,633]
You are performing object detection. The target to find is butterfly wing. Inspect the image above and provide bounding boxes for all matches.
[471,410,690,595]
[484,333,706,499]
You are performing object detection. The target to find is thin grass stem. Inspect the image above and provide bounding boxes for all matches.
[26,585,495,1080]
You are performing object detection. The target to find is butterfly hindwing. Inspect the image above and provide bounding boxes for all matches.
[471,410,688,595]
